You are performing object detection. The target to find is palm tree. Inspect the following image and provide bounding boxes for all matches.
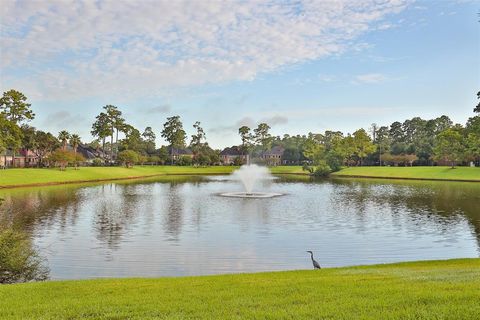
[69,134,81,169]
[58,130,70,151]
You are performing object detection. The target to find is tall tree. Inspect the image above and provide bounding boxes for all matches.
[0,90,34,124]
[20,125,37,163]
[433,115,453,134]
[0,114,22,167]
[370,123,379,143]
[113,114,126,157]
[122,125,144,153]
[254,123,272,152]
[161,116,186,164]
[465,133,480,164]
[352,129,376,166]
[142,127,156,155]
[474,91,480,113]
[0,90,34,167]
[190,121,206,162]
[389,121,404,143]
[376,126,391,165]
[58,130,70,151]
[33,131,58,167]
[69,134,82,169]
[103,105,122,160]
[302,138,325,164]
[91,112,110,159]
[238,126,253,158]
[433,129,464,168]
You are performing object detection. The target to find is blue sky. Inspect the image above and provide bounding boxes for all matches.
[1,0,479,148]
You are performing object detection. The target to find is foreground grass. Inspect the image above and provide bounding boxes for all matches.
[332,166,480,182]
[0,259,478,319]
[0,166,304,188]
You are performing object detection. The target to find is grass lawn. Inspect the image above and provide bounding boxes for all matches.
[332,166,480,182]
[0,166,304,188]
[0,259,478,319]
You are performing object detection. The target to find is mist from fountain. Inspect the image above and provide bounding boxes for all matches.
[220,164,283,198]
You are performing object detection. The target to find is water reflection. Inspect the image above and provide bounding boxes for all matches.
[0,175,478,279]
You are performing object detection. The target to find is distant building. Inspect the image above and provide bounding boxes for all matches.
[71,144,99,163]
[167,146,194,161]
[220,146,249,165]
[1,149,39,168]
[261,146,285,166]
[0,144,104,168]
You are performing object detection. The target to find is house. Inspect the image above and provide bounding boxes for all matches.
[220,146,249,165]
[1,149,39,168]
[0,144,103,168]
[167,146,194,161]
[261,146,284,166]
[71,144,99,163]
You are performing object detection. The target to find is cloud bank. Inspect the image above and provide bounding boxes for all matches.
[1,0,410,100]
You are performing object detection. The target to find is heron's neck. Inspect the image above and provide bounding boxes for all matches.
[309,253,314,260]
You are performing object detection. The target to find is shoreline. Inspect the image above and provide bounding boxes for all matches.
[0,166,480,190]
[0,172,235,189]
[331,173,480,183]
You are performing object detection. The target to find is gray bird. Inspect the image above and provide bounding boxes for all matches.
[306,251,321,269]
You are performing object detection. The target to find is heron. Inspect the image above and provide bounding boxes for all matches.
[306,251,321,269]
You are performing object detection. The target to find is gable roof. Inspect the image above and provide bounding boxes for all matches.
[262,145,285,156]
[220,146,243,156]
[167,146,193,155]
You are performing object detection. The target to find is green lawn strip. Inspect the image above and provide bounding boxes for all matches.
[0,259,479,319]
[332,166,480,182]
[0,166,304,188]
[2,166,479,188]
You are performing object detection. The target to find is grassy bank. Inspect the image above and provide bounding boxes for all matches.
[2,166,479,188]
[332,166,480,182]
[0,259,478,319]
[0,166,304,188]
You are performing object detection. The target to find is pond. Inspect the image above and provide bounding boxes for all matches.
[1,175,479,279]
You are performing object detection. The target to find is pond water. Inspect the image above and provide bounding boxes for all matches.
[1,175,479,279]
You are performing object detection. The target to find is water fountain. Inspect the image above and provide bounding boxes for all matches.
[220,164,283,198]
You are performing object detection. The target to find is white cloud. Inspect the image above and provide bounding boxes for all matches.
[1,0,410,100]
[354,73,388,84]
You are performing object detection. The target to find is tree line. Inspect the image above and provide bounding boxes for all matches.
[1,89,479,171]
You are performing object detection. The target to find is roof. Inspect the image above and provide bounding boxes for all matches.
[220,146,243,156]
[77,145,97,159]
[167,146,193,155]
[262,146,285,156]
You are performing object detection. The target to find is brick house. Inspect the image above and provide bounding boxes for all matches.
[261,146,285,166]
[167,146,194,161]
[220,146,249,165]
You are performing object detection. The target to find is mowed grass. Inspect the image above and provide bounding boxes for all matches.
[0,259,479,319]
[0,166,304,187]
[332,166,480,182]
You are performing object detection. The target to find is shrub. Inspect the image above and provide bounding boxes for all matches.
[0,228,49,284]
[312,161,332,177]
[195,154,211,166]
[47,149,75,170]
[302,163,314,174]
[325,151,343,172]
[137,155,148,165]
[117,150,139,168]
[148,156,160,165]
[92,158,104,166]
[177,155,193,166]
